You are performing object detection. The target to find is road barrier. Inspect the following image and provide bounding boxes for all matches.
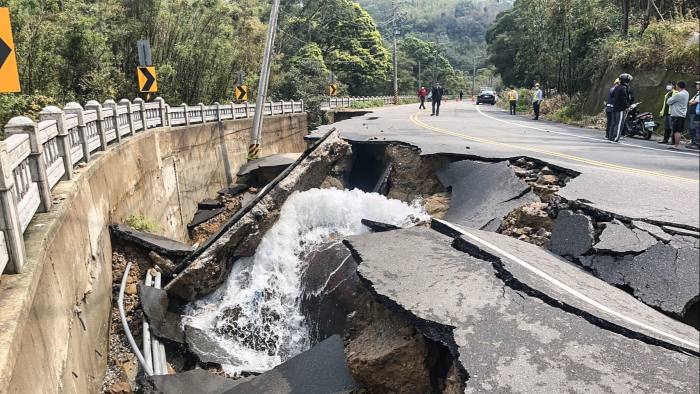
[322,96,416,109]
[0,98,304,275]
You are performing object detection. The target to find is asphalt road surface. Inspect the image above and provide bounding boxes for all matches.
[313,101,700,229]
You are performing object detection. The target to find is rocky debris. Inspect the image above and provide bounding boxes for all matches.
[224,336,358,394]
[149,252,178,276]
[236,153,302,187]
[499,202,554,248]
[437,160,539,231]
[384,145,449,202]
[593,223,657,254]
[345,225,699,392]
[141,369,241,394]
[361,219,400,232]
[139,283,185,343]
[189,194,245,246]
[510,158,572,203]
[550,210,595,258]
[631,220,672,243]
[662,225,700,238]
[110,224,193,259]
[106,381,132,394]
[423,192,451,219]
[166,131,351,301]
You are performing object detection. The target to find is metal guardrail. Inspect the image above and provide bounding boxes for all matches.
[0,98,304,275]
[321,96,416,110]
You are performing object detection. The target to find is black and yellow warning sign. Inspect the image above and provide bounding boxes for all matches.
[235,85,248,102]
[137,66,158,93]
[247,144,260,160]
[0,8,20,93]
[328,84,338,96]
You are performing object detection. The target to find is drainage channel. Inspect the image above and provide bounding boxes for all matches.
[104,131,699,393]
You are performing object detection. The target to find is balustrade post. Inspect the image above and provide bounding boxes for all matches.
[229,102,236,119]
[85,100,107,151]
[214,102,221,122]
[39,106,73,181]
[198,103,206,123]
[119,99,135,136]
[301,99,304,113]
[244,102,250,118]
[63,102,91,163]
[0,141,25,273]
[133,97,146,131]
[182,104,190,126]
[4,117,51,213]
[103,99,121,144]
[164,103,171,126]
[155,97,167,127]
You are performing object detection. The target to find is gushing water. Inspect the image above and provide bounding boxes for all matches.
[183,188,428,374]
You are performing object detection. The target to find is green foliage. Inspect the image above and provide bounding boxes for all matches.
[0,94,56,138]
[350,99,387,109]
[125,215,158,233]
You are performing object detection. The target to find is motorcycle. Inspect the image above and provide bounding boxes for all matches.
[624,102,657,140]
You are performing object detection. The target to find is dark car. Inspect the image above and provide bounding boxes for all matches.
[476,90,496,105]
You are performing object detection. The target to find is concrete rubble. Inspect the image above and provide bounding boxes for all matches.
[166,131,350,301]
[343,225,699,393]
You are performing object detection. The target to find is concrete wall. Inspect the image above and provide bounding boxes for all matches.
[0,114,307,393]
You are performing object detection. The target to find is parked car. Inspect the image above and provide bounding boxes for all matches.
[476,90,496,105]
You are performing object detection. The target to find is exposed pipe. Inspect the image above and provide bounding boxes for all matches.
[153,271,168,375]
[142,271,154,372]
[118,262,154,376]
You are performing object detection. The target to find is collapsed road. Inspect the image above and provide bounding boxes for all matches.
[107,103,699,393]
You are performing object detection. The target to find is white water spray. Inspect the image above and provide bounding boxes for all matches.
[183,188,428,374]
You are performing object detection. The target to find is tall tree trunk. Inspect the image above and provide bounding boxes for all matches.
[621,0,631,36]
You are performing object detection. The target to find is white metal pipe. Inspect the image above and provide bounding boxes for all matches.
[142,271,154,373]
[118,262,154,376]
[153,272,168,375]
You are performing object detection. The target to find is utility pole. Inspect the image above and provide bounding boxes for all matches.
[391,0,400,104]
[432,35,438,85]
[418,60,421,89]
[249,0,281,160]
[472,61,476,97]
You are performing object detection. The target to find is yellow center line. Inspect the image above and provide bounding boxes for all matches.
[409,113,699,184]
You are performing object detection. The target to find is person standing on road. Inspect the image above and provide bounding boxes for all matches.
[459,89,464,101]
[605,79,620,140]
[532,83,543,120]
[666,80,689,150]
[686,81,700,150]
[431,83,444,117]
[418,86,428,110]
[508,86,519,115]
[659,81,678,144]
[609,73,633,143]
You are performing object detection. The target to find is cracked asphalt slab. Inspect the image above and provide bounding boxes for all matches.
[311,102,699,229]
[343,226,700,393]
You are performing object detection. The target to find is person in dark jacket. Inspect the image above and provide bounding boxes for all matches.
[658,81,678,144]
[609,73,633,143]
[431,83,444,116]
[605,78,619,140]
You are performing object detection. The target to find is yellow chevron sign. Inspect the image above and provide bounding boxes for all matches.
[235,85,248,102]
[328,84,338,96]
[0,8,20,93]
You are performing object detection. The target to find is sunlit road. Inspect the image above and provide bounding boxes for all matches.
[314,100,700,228]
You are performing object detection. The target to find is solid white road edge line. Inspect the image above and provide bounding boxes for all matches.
[436,219,700,351]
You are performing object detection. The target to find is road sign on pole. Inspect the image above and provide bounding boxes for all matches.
[0,8,20,93]
[137,66,158,93]
[235,85,248,102]
[237,71,246,86]
[137,39,152,67]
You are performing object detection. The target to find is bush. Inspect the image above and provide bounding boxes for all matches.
[0,94,57,139]
[350,99,387,109]
[125,215,158,233]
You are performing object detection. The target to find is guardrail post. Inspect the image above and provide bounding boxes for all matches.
[4,117,52,213]
[133,97,146,131]
[164,103,171,126]
[182,104,190,126]
[198,103,206,123]
[229,102,236,119]
[39,106,73,181]
[0,141,26,273]
[119,99,135,136]
[300,99,304,113]
[85,100,107,151]
[103,99,120,144]
[155,97,167,127]
[63,102,91,163]
[244,102,250,118]
[214,102,221,122]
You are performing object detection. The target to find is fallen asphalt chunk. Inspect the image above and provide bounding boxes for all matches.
[141,369,243,394]
[188,207,225,230]
[222,335,358,394]
[237,153,302,188]
[631,220,672,243]
[549,210,595,258]
[360,218,400,232]
[436,160,539,231]
[218,184,249,197]
[109,224,193,258]
[662,225,700,238]
[198,199,224,210]
[139,283,185,343]
[344,225,699,392]
[593,222,657,254]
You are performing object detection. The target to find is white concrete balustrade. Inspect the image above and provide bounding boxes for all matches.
[322,95,416,109]
[0,98,304,275]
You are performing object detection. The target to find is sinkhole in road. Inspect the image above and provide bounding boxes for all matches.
[182,188,429,375]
